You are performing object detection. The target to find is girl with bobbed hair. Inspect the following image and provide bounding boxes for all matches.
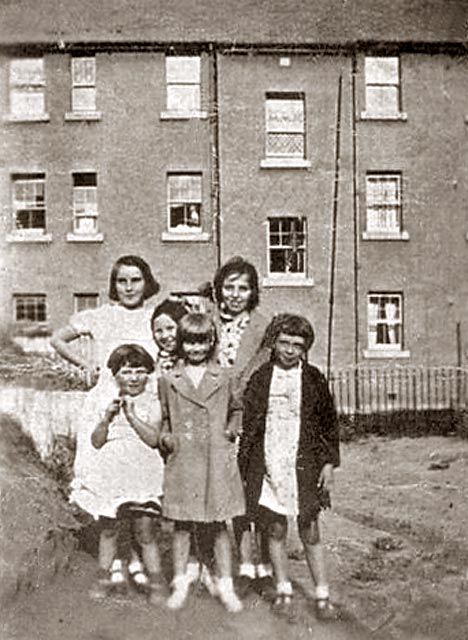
[51,255,164,592]
[212,256,269,391]
[211,256,272,598]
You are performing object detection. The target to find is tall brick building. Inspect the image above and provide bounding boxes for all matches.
[1,0,467,370]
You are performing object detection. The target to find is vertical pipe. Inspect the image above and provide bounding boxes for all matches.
[351,53,360,410]
[209,44,222,268]
[326,73,343,380]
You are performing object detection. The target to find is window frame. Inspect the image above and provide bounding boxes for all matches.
[266,216,308,278]
[13,293,47,323]
[166,172,203,235]
[11,173,47,234]
[364,292,410,358]
[71,57,97,113]
[73,293,99,313]
[72,172,99,236]
[363,172,409,240]
[161,55,207,119]
[8,58,47,120]
[265,92,306,160]
[361,56,407,121]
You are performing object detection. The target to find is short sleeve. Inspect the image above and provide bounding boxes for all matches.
[69,307,98,337]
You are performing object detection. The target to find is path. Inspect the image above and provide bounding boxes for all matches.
[2,551,370,640]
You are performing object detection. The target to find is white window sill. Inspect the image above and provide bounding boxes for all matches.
[3,113,50,123]
[362,230,409,241]
[6,232,52,243]
[262,276,314,288]
[363,349,411,359]
[66,232,104,243]
[64,111,102,121]
[260,157,312,169]
[161,231,210,242]
[160,110,208,120]
[360,111,408,122]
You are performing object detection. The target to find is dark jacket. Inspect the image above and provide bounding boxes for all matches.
[238,361,340,521]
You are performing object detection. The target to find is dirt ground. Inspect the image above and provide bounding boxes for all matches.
[1,416,468,640]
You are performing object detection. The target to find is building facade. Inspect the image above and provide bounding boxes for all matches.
[1,0,467,371]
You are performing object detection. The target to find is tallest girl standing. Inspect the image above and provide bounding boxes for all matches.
[51,255,163,588]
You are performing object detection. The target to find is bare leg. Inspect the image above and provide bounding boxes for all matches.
[268,520,289,586]
[134,516,161,575]
[299,519,338,621]
[166,524,191,610]
[98,526,118,571]
[214,524,243,613]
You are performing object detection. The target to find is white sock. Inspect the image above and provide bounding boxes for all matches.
[315,584,330,600]
[239,563,255,579]
[111,558,123,572]
[256,563,273,578]
[276,581,293,596]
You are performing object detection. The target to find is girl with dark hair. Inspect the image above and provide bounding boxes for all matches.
[212,256,272,596]
[158,313,245,612]
[239,314,340,621]
[71,344,164,603]
[51,254,161,386]
[51,255,163,593]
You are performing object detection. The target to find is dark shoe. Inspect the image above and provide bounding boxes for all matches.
[254,575,275,600]
[235,575,255,598]
[271,594,297,623]
[315,598,340,621]
[148,573,167,605]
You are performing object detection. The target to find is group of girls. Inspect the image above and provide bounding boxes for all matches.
[51,254,340,620]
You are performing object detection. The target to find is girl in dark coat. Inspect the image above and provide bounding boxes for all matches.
[238,314,340,620]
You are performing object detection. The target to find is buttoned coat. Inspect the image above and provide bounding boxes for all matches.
[158,361,246,522]
[238,362,340,522]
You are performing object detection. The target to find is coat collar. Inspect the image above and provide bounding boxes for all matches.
[169,360,224,406]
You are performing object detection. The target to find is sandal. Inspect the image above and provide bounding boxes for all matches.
[315,598,340,621]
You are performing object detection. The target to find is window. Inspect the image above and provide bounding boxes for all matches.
[268,217,307,275]
[14,294,47,323]
[74,293,99,313]
[366,173,402,234]
[165,56,201,113]
[71,57,96,112]
[265,93,305,159]
[363,57,403,118]
[9,58,46,118]
[167,173,202,233]
[12,173,46,232]
[72,173,98,235]
[367,293,403,351]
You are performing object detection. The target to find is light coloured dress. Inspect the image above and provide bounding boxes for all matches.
[70,387,163,520]
[259,364,302,516]
[69,300,159,479]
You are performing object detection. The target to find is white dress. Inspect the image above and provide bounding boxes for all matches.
[69,301,159,479]
[259,364,302,516]
[70,387,163,519]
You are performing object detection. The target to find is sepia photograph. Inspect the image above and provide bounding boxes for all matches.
[0,1,467,638]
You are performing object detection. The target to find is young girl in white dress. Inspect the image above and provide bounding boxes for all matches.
[51,255,163,590]
[72,344,164,602]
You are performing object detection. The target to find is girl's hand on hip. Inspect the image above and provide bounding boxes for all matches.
[318,463,334,492]
[80,365,100,389]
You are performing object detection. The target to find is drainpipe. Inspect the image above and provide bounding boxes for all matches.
[352,52,360,410]
[209,43,222,269]
[326,73,343,380]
